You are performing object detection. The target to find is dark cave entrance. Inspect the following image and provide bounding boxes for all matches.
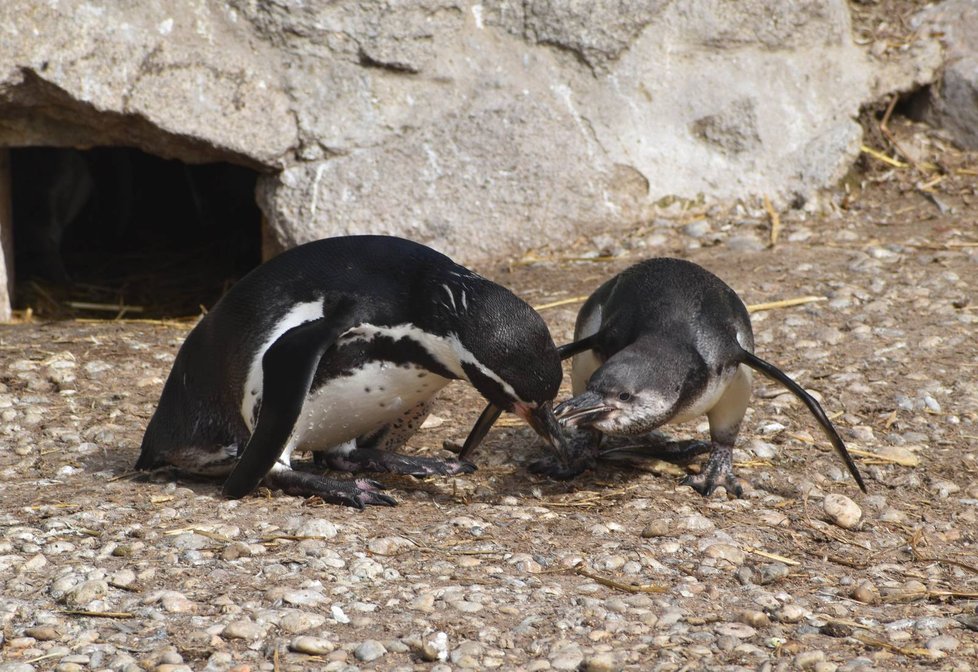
[9,146,262,319]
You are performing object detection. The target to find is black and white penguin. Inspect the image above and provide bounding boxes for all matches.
[136,235,568,508]
[461,258,866,497]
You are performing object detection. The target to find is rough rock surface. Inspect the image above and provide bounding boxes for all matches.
[911,0,978,149]
[0,0,942,266]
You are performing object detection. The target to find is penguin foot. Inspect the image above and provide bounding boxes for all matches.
[263,470,398,509]
[681,445,746,498]
[321,447,476,478]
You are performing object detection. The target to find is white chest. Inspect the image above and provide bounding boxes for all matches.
[291,362,451,450]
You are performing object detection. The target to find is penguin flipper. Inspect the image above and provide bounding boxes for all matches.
[741,350,867,493]
[457,403,503,461]
[557,333,602,360]
[222,298,357,499]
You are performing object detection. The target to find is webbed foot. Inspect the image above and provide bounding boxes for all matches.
[321,447,476,478]
[680,444,746,497]
[263,470,398,509]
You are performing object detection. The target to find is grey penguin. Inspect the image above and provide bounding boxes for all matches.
[136,235,569,508]
[461,257,866,497]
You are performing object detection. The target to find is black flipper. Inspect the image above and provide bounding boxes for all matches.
[222,297,357,499]
[457,334,604,460]
[741,350,867,493]
[557,333,602,360]
[457,403,503,461]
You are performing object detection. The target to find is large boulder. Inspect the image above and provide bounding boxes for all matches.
[0,0,942,272]
[911,0,978,150]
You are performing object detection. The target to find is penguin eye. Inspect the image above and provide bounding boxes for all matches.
[617,391,632,402]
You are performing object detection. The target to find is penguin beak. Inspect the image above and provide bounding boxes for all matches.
[514,401,571,466]
[554,390,614,427]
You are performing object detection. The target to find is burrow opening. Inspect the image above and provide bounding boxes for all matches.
[9,146,262,319]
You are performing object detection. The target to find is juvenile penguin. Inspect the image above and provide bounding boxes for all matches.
[461,258,866,497]
[551,258,867,496]
[136,235,568,508]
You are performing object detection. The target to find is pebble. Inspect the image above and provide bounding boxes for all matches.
[823,494,862,529]
[584,652,622,672]
[354,639,387,662]
[222,619,264,640]
[62,580,108,608]
[678,514,716,533]
[758,562,790,585]
[926,635,959,653]
[296,519,337,539]
[279,610,326,633]
[290,636,334,655]
[419,632,449,662]
[550,641,584,670]
[735,609,770,628]
[705,543,745,565]
[850,580,880,605]
[367,536,413,556]
[640,519,673,538]
[795,650,826,670]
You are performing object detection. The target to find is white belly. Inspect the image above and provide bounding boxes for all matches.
[671,364,750,425]
[292,362,451,451]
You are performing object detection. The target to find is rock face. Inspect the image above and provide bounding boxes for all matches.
[911,0,978,150]
[0,0,942,280]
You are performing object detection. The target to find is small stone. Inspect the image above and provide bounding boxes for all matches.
[794,650,826,670]
[296,519,337,539]
[279,610,326,633]
[820,621,852,638]
[419,632,449,662]
[678,514,715,533]
[715,622,756,639]
[109,569,136,589]
[705,543,745,565]
[823,494,861,529]
[367,536,413,556]
[814,663,838,672]
[735,610,770,628]
[222,619,264,640]
[926,635,959,653]
[584,652,622,672]
[24,626,60,641]
[956,614,978,632]
[850,580,880,605]
[282,589,327,607]
[410,593,436,612]
[354,639,387,662]
[160,592,195,614]
[640,519,672,538]
[550,641,584,670]
[62,580,108,608]
[684,219,710,237]
[775,604,807,622]
[758,562,790,585]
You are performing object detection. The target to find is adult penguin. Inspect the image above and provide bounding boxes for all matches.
[137,235,568,507]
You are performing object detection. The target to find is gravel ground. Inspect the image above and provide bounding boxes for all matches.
[2,121,978,671]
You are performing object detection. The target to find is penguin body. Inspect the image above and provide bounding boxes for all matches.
[550,257,866,496]
[137,235,567,507]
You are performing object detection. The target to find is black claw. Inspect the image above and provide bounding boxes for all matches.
[677,443,747,498]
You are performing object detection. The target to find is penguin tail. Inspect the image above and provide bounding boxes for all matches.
[740,349,867,493]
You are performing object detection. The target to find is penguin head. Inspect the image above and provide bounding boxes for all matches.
[555,346,703,435]
[446,280,570,461]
